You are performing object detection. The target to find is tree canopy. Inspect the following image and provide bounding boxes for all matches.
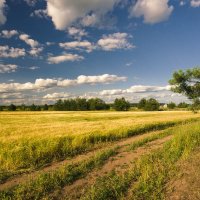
[169,67,200,111]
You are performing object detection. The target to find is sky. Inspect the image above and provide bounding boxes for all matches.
[0,0,200,105]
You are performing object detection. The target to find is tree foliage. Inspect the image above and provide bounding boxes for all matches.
[169,67,200,111]
[113,98,130,111]
[167,102,176,109]
[138,98,160,111]
[8,104,17,111]
[169,67,200,99]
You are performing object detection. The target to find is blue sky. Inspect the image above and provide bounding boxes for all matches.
[0,0,200,104]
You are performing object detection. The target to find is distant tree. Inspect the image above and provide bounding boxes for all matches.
[8,104,17,111]
[30,104,37,111]
[43,104,49,111]
[35,106,41,111]
[0,106,3,111]
[114,98,130,111]
[76,98,88,111]
[177,102,189,108]
[88,98,108,110]
[54,99,64,111]
[167,102,176,109]
[144,98,160,111]
[169,67,200,111]
[138,98,147,109]
[20,104,26,111]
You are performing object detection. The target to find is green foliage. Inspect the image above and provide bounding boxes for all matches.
[169,67,200,111]
[138,98,160,111]
[8,104,17,111]
[43,104,48,111]
[138,98,147,109]
[53,98,109,111]
[113,97,130,111]
[88,98,109,110]
[167,102,176,109]
[178,102,189,108]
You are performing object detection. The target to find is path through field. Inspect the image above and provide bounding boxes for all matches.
[0,125,175,199]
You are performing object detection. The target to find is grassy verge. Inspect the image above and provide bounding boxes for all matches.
[80,121,200,200]
[0,148,117,200]
[128,128,173,151]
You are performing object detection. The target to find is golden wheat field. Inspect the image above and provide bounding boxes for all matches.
[0,111,200,200]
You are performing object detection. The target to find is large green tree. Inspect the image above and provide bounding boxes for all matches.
[114,97,130,111]
[169,67,200,111]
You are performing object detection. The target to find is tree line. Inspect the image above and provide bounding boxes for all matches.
[0,97,191,112]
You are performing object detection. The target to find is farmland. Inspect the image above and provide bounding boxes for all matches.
[0,111,200,200]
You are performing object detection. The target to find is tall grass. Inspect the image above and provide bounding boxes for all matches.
[0,118,197,183]
[81,121,200,200]
[0,148,117,200]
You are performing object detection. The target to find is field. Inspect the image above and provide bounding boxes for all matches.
[0,111,200,200]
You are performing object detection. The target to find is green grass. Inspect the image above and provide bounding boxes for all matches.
[0,147,117,200]
[81,121,200,200]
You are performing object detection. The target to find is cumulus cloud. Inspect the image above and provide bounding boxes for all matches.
[19,34,39,48]
[191,0,200,7]
[97,32,134,51]
[0,30,18,38]
[67,27,88,40]
[76,74,127,84]
[130,0,173,24]
[59,41,94,52]
[47,53,84,64]
[0,64,18,73]
[46,0,120,30]
[0,45,26,58]
[81,14,98,26]
[99,85,171,96]
[43,92,71,99]
[0,0,6,25]
[29,47,44,56]
[30,9,48,18]
[0,74,126,93]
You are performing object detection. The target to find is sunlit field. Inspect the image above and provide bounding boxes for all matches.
[0,111,200,199]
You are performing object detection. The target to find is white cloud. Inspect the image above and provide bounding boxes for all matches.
[46,41,55,46]
[29,47,44,56]
[0,64,18,73]
[126,62,132,67]
[130,0,173,24]
[0,74,126,93]
[77,74,127,84]
[67,27,88,40]
[98,32,134,51]
[19,34,39,48]
[43,92,71,99]
[179,1,186,6]
[99,85,171,96]
[47,53,84,64]
[29,66,40,70]
[0,30,18,38]
[46,0,120,30]
[0,45,26,58]
[59,40,94,52]
[191,0,200,7]
[0,0,6,25]
[30,9,48,18]
[24,0,37,6]
[81,14,98,26]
